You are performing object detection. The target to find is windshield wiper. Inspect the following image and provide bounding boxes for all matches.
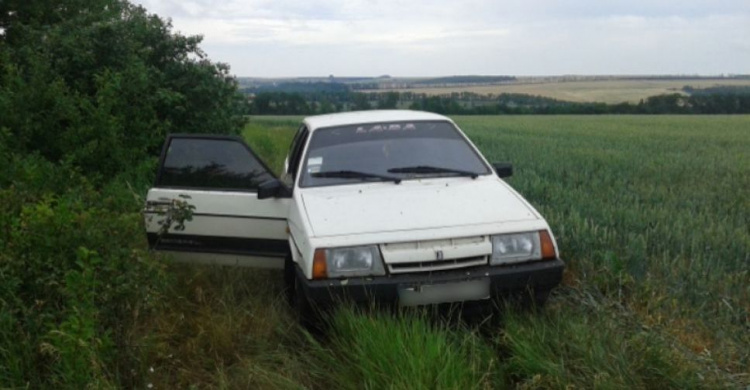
[311,170,402,184]
[387,165,480,179]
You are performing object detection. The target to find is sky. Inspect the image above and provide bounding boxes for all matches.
[131,0,750,77]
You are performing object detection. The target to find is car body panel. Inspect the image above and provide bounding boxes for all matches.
[143,111,564,306]
[300,176,538,238]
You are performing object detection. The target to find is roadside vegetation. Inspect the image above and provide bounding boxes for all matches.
[0,0,244,387]
[1,0,748,388]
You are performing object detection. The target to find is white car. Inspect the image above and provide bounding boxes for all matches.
[144,110,564,315]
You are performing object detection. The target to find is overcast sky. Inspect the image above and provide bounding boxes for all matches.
[132,0,750,77]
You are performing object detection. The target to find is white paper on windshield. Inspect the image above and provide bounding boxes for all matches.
[307,156,323,173]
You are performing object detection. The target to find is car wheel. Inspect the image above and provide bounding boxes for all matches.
[530,288,550,308]
[283,253,295,306]
[512,288,551,310]
[294,276,322,332]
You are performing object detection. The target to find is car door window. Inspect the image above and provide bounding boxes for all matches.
[157,137,275,191]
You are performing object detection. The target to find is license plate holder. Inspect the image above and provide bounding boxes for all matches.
[398,278,490,307]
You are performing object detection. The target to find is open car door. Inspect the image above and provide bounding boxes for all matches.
[143,134,290,268]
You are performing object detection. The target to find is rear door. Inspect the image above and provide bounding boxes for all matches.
[143,134,290,268]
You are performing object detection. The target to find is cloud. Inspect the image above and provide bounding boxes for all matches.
[132,0,750,76]
[171,17,509,47]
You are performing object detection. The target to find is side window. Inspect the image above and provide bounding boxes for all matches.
[157,137,274,190]
[287,127,309,179]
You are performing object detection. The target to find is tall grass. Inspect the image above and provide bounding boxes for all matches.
[243,117,300,175]
[499,292,704,389]
[307,307,499,389]
[135,267,310,389]
[459,116,749,372]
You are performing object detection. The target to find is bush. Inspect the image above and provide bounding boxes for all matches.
[0,154,168,387]
[0,0,254,386]
[0,0,247,181]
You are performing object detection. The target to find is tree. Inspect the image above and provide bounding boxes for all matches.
[377,92,400,109]
[352,93,372,110]
[0,0,246,179]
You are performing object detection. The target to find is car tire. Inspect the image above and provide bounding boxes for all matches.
[512,288,551,311]
[530,288,550,308]
[294,276,322,332]
[283,253,295,306]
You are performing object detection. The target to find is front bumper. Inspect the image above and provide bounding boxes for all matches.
[296,258,564,307]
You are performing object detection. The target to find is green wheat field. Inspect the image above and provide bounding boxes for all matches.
[145,115,749,388]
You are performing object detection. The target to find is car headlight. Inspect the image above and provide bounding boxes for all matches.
[490,231,556,265]
[313,245,386,279]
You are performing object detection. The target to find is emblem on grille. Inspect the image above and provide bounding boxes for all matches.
[435,250,444,260]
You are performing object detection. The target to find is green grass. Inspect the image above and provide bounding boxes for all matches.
[307,308,499,389]
[243,116,301,175]
[142,115,749,388]
[499,292,703,389]
[459,116,748,369]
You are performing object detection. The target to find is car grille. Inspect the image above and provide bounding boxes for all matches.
[381,236,491,274]
[387,256,487,274]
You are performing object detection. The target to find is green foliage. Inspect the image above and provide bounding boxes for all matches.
[242,117,299,175]
[412,75,517,85]
[307,308,499,389]
[251,91,312,115]
[0,0,251,385]
[0,153,168,387]
[0,0,246,180]
[152,194,196,234]
[1,0,251,387]
[377,91,400,109]
[351,92,372,111]
[459,115,749,373]
[244,88,750,115]
[499,296,702,389]
[45,248,114,388]
[135,267,307,389]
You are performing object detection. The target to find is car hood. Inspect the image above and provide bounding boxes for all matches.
[301,177,539,238]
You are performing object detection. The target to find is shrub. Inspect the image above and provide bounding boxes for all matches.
[0,0,247,181]
[0,154,168,387]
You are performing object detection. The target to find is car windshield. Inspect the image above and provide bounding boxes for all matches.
[299,120,490,188]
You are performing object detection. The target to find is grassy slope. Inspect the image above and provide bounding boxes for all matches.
[144,115,749,389]
[367,79,750,103]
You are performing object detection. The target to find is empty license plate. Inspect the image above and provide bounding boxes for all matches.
[398,278,490,307]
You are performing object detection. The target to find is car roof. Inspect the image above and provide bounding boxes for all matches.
[303,110,451,132]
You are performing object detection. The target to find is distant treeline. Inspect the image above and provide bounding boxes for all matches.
[240,75,519,91]
[246,88,750,115]
[411,75,516,85]
[244,82,350,94]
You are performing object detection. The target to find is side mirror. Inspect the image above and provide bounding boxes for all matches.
[258,179,292,199]
[492,162,513,178]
